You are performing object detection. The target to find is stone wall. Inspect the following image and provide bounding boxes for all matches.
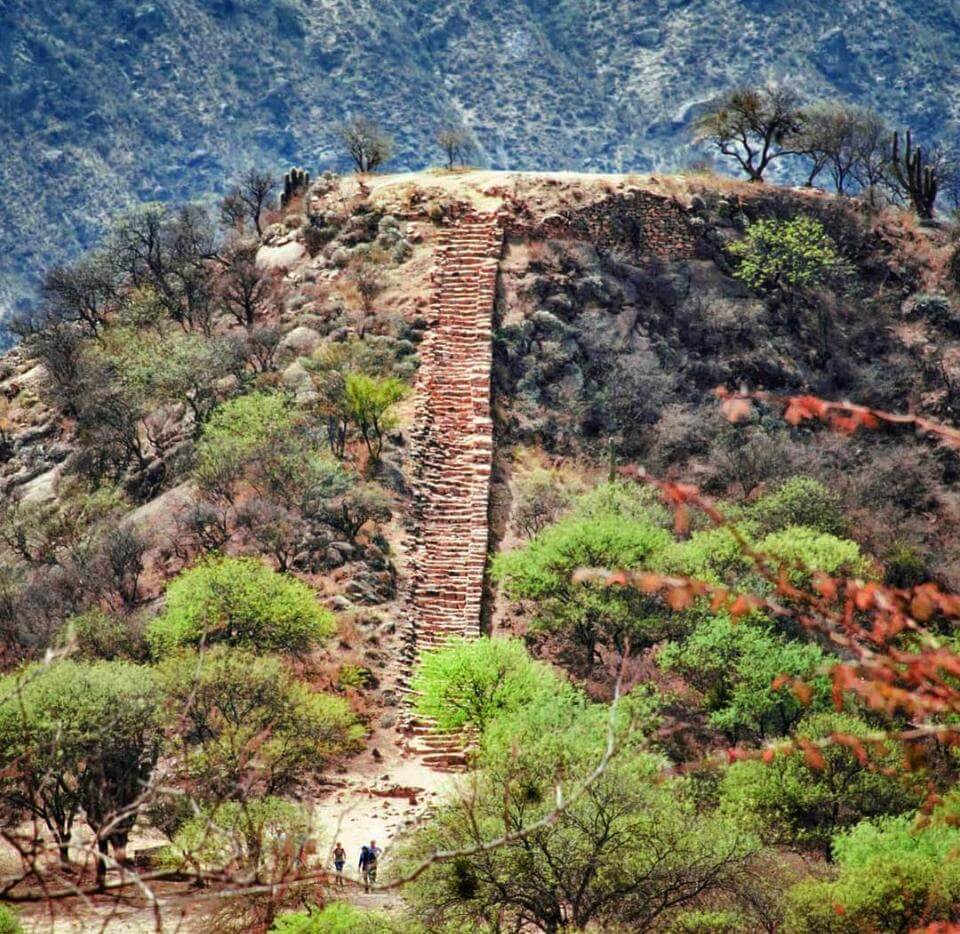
[507,189,700,262]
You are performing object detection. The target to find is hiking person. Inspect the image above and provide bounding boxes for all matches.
[359,839,382,892]
[332,842,346,888]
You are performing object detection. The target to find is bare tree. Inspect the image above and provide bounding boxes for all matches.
[798,103,889,196]
[436,125,472,169]
[225,169,277,238]
[337,117,392,174]
[220,244,277,330]
[695,85,806,182]
[850,109,892,203]
[40,255,117,336]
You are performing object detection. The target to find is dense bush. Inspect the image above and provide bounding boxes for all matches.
[659,615,830,740]
[411,637,572,733]
[194,391,300,494]
[721,713,925,856]
[158,646,363,796]
[493,495,674,664]
[60,609,146,661]
[749,476,846,537]
[784,802,960,931]
[147,556,335,656]
[730,216,854,292]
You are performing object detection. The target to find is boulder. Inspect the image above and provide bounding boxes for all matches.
[277,325,322,361]
[19,466,61,505]
[281,360,319,404]
[256,240,305,271]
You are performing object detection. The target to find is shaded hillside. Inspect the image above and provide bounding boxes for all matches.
[5,0,960,312]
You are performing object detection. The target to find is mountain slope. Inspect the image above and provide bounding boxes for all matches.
[3,0,960,313]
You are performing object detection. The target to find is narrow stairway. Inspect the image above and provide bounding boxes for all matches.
[398,211,503,770]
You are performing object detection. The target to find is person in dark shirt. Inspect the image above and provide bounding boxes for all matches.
[358,839,382,892]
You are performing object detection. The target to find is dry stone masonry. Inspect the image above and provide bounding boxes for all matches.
[400,212,503,769]
[508,189,699,262]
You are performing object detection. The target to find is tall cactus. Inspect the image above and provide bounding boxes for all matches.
[280,166,311,208]
[891,130,938,220]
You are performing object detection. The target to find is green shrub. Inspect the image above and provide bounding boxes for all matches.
[401,696,751,934]
[195,391,299,491]
[148,556,335,656]
[271,902,411,933]
[492,511,675,663]
[784,804,960,931]
[750,477,845,537]
[758,526,869,585]
[659,615,830,740]
[412,637,572,733]
[160,797,315,879]
[60,609,146,661]
[721,713,925,856]
[343,372,406,458]
[0,905,22,934]
[0,661,163,868]
[158,646,363,796]
[730,216,854,292]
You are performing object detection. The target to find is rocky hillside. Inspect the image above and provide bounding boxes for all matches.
[4,0,960,314]
[4,170,960,929]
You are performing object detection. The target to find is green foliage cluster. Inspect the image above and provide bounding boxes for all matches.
[194,391,300,491]
[271,902,414,934]
[161,796,315,879]
[344,372,407,459]
[0,906,21,934]
[659,615,830,740]
[61,608,146,661]
[412,637,574,733]
[493,485,674,662]
[494,478,866,672]
[0,660,163,870]
[721,713,925,856]
[403,641,754,932]
[748,476,846,537]
[784,798,960,930]
[158,647,362,797]
[730,216,854,292]
[147,556,335,656]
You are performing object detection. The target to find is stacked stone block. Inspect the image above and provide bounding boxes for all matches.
[399,212,503,769]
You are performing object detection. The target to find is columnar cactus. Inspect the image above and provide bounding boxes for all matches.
[891,130,938,220]
[280,167,311,208]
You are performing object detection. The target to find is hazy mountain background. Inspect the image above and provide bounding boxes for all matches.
[3,0,960,315]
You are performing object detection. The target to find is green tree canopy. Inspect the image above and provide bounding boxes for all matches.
[0,660,163,879]
[147,556,335,656]
[158,646,363,797]
[659,615,831,741]
[784,798,960,931]
[721,712,925,856]
[411,636,575,734]
[401,691,753,933]
[492,505,674,665]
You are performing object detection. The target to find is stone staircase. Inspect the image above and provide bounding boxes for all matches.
[398,212,503,770]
